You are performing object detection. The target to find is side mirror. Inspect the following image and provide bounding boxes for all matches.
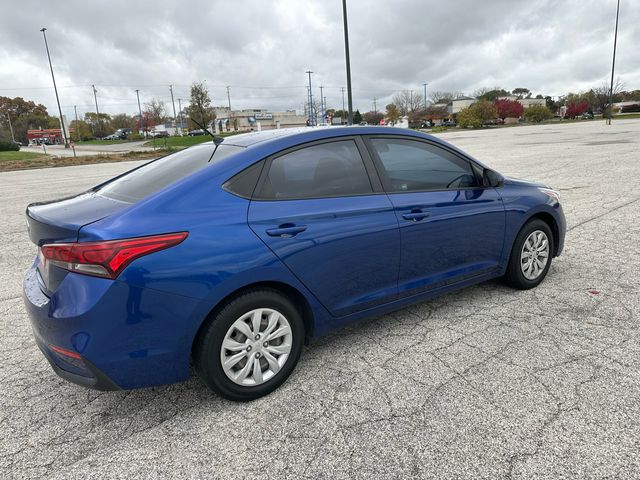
[483,168,503,188]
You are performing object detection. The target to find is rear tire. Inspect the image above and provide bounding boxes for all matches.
[194,288,304,401]
[504,219,554,290]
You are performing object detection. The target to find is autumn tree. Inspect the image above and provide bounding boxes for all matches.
[565,101,589,118]
[592,78,624,117]
[363,111,384,125]
[144,99,167,124]
[493,99,524,120]
[385,103,400,125]
[456,100,497,128]
[523,105,553,123]
[0,96,50,143]
[110,113,135,131]
[69,119,93,141]
[84,112,111,137]
[185,82,215,130]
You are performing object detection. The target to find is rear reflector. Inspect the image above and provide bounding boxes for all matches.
[49,344,82,359]
[41,232,188,279]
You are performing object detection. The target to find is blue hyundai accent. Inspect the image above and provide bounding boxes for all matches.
[23,127,565,400]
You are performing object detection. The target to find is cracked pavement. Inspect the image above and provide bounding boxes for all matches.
[1,120,639,479]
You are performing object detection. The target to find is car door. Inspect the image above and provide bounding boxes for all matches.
[248,137,401,317]
[365,136,506,298]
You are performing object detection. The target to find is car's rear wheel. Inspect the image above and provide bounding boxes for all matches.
[504,219,554,289]
[194,288,304,401]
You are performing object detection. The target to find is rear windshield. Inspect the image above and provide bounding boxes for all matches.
[97,144,243,203]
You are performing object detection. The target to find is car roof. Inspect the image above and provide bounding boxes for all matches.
[223,126,431,148]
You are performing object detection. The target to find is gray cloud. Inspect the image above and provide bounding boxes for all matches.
[0,0,637,119]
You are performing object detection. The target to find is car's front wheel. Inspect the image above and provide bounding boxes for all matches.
[504,219,554,289]
[194,288,304,401]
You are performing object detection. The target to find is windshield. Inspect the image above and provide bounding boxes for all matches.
[97,143,244,203]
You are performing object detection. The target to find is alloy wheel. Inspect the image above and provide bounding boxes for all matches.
[520,230,550,280]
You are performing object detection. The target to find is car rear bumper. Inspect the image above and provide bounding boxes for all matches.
[23,261,202,390]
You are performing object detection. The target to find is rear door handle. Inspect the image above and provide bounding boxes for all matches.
[266,225,307,237]
[402,211,430,221]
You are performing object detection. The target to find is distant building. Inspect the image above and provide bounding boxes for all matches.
[519,98,546,108]
[209,107,307,133]
[451,96,476,114]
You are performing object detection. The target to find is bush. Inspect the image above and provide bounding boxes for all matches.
[457,108,482,128]
[523,105,553,123]
[457,100,497,128]
[0,140,20,151]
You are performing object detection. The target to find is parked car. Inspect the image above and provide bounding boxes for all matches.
[103,134,122,141]
[443,120,456,127]
[150,130,170,138]
[581,112,594,120]
[188,129,206,136]
[420,120,433,128]
[23,127,565,400]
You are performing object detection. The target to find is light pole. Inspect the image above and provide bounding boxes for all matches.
[169,85,178,135]
[135,89,145,137]
[341,87,346,122]
[423,82,428,110]
[40,28,69,148]
[92,84,101,137]
[73,105,79,142]
[607,0,621,125]
[319,86,325,120]
[5,113,15,143]
[306,70,314,126]
[341,0,353,124]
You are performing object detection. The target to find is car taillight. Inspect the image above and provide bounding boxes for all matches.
[40,232,188,279]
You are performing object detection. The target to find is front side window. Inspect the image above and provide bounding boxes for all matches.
[256,140,373,199]
[369,138,478,192]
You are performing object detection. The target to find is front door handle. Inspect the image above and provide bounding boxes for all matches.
[266,225,307,238]
[402,210,430,221]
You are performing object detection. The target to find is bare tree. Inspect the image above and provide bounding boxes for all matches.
[592,78,624,114]
[144,99,167,124]
[429,90,464,104]
[392,90,424,116]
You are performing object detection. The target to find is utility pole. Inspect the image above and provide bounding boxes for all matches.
[5,113,15,143]
[341,0,353,125]
[319,86,325,120]
[423,82,428,110]
[410,90,414,113]
[92,84,101,137]
[306,70,315,126]
[40,28,69,148]
[373,97,377,113]
[169,85,178,135]
[178,98,183,132]
[607,0,621,125]
[135,89,144,137]
[73,105,79,141]
[226,86,233,131]
[341,87,346,122]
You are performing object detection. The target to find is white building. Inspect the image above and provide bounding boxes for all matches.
[209,108,307,133]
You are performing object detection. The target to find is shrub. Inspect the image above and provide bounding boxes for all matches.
[523,105,553,123]
[457,100,497,128]
[0,140,20,151]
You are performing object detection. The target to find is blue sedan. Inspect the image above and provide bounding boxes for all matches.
[23,127,565,400]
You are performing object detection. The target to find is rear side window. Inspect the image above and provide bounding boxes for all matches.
[98,144,243,203]
[369,138,478,192]
[256,140,373,200]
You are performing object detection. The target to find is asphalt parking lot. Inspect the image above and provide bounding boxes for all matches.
[1,120,639,479]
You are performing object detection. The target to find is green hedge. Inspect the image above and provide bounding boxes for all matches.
[0,140,20,151]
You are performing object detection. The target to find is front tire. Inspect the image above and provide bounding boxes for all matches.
[504,219,554,290]
[194,289,304,401]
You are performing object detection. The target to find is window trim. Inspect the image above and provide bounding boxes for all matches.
[362,135,491,194]
[251,136,384,202]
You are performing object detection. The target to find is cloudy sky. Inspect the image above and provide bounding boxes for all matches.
[1,0,638,119]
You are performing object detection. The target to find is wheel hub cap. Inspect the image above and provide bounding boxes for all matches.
[220,308,293,386]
